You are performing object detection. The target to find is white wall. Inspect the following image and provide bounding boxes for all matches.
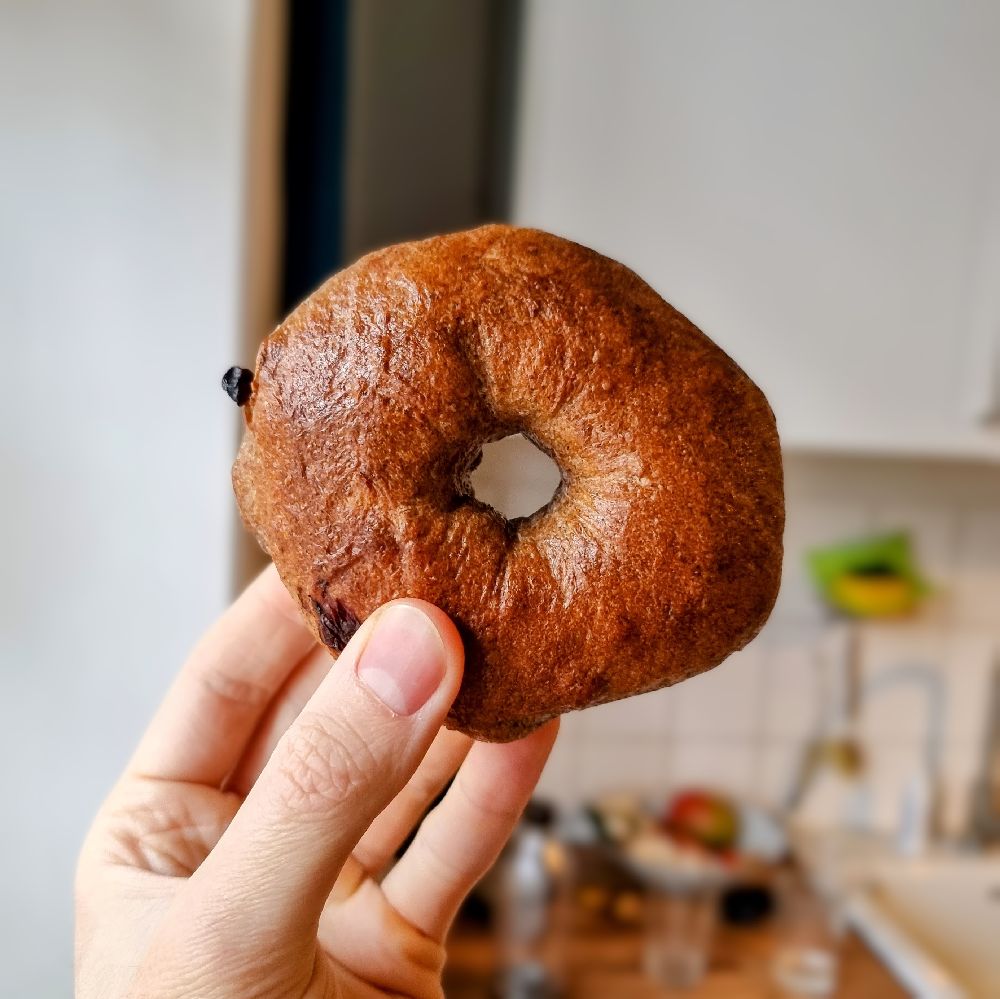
[0,3,252,994]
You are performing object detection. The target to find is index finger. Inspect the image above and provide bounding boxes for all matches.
[128,564,318,786]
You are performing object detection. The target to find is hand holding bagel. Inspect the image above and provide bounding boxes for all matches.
[75,566,557,998]
[77,226,782,997]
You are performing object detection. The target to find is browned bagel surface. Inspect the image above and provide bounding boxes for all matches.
[232,225,784,741]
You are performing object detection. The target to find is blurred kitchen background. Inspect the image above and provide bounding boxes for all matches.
[3,2,1000,996]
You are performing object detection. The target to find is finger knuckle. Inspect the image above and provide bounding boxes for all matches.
[273,711,375,815]
[409,766,445,806]
[197,659,272,710]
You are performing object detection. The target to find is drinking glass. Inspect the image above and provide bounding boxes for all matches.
[770,875,844,998]
[643,881,719,989]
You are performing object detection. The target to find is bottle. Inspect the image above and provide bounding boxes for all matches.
[495,799,568,998]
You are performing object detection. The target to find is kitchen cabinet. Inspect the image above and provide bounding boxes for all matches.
[512,1,1000,460]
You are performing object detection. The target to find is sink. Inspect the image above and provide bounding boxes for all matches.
[789,828,1000,997]
[847,855,1000,998]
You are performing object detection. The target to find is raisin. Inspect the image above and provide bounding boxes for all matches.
[221,366,253,406]
[312,597,361,652]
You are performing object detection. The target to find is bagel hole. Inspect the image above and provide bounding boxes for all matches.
[468,434,562,521]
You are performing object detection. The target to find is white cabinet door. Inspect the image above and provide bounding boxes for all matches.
[512,0,1000,460]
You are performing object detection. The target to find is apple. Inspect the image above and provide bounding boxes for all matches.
[662,789,740,853]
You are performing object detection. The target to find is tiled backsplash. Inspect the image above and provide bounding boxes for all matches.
[531,453,1000,839]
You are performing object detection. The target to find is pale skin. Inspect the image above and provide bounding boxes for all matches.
[75,565,558,998]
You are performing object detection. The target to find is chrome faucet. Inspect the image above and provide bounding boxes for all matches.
[861,662,946,853]
[785,627,947,850]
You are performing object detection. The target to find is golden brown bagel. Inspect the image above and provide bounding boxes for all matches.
[230,225,783,741]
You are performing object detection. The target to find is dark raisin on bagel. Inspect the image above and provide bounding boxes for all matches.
[229,225,783,742]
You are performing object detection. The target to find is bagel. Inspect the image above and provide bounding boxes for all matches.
[228,225,783,741]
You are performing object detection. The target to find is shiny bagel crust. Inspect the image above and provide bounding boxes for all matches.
[232,225,784,741]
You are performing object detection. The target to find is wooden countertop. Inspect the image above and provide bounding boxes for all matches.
[444,909,905,998]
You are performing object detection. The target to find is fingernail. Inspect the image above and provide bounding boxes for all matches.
[356,605,447,715]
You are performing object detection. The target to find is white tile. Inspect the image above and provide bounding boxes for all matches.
[756,740,806,810]
[862,743,924,834]
[581,685,673,738]
[860,686,932,745]
[770,569,825,626]
[938,740,981,839]
[671,645,764,739]
[954,509,1000,629]
[668,738,757,799]
[534,723,582,808]
[761,630,825,740]
[938,779,974,840]
[857,624,948,743]
[574,737,672,801]
[784,499,875,552]
[940,632,997,747]
[672,644,764,739]
[938,739,981,786]
[555,709,587,738]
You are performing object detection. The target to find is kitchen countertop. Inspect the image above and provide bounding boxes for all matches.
[444,906,906,998]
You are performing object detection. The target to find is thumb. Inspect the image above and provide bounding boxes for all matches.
[187,599,463,943]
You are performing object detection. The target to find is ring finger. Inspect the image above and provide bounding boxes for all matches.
[381,720,558,941]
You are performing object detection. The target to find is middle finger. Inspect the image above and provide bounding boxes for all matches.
[351,727,472,875]
[224,643,333,795]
